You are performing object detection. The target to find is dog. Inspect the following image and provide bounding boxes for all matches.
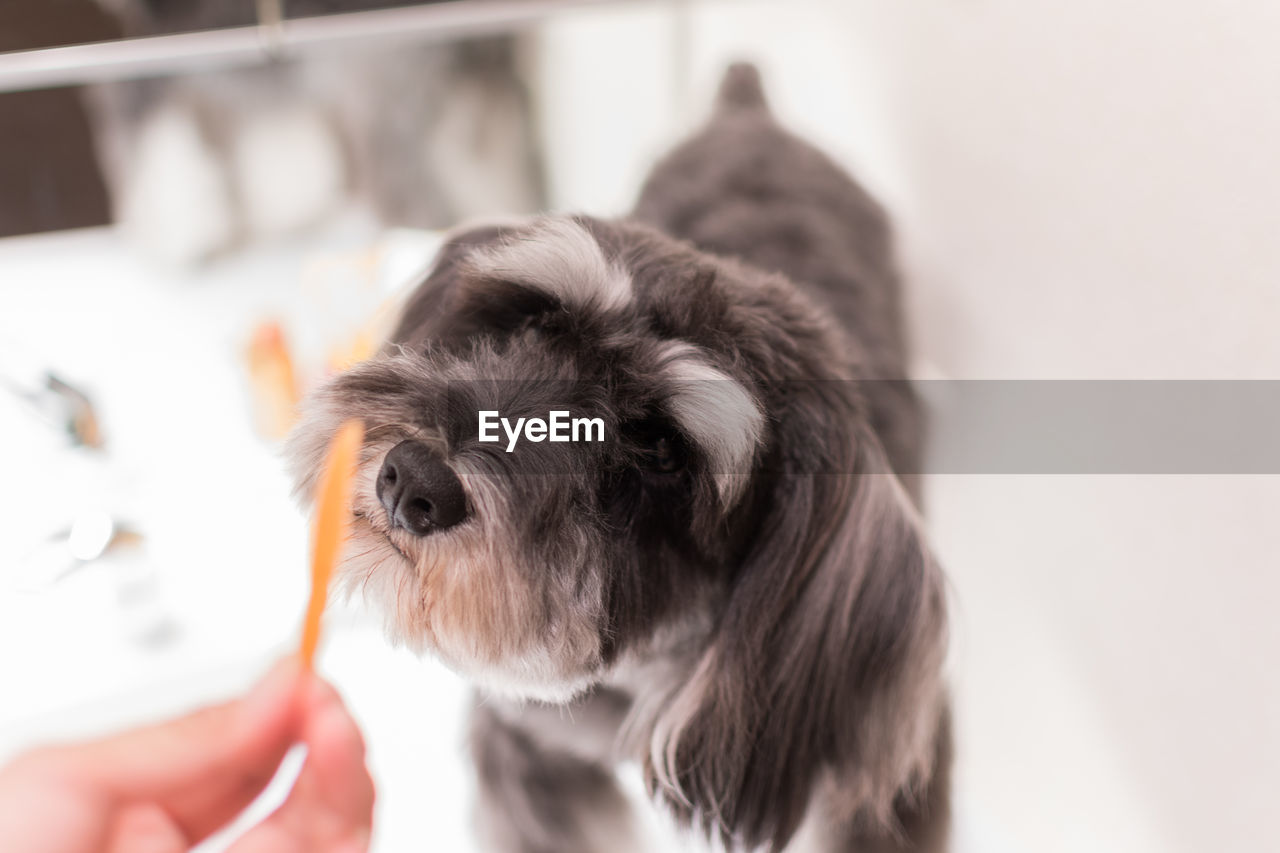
[289,63,950,853]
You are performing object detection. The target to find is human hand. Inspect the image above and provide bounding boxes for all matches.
[0,658,374,852]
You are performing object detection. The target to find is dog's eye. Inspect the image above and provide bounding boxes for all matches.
[621,416,689,478]
[643,434,685,473]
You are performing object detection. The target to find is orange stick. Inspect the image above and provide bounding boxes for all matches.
[300,419,364,669]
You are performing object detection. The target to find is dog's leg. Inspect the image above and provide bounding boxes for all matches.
[469,689,643,853]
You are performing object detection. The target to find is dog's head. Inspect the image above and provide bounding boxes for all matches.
[287,214,946,848]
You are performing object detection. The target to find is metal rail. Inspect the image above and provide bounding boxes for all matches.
[0,0,619,93]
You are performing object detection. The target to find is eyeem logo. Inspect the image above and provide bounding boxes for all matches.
[478,410,605,452]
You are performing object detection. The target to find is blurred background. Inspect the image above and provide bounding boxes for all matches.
[1,1,1277,851]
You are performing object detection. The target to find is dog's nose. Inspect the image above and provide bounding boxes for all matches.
[376,440,468,536]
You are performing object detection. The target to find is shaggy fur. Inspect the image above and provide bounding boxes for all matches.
[289,63,950,852]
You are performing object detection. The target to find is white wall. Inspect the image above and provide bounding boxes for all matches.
[535,3,1280,851]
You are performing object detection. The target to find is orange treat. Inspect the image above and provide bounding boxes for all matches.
[300,419,365,669]
[246,320,301,440]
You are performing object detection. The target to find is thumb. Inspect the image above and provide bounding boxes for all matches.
[58,658,305,845]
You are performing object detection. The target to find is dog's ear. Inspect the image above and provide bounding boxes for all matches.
[645,382,947,850]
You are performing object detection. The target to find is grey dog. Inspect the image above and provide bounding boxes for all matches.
[289,63,950,853]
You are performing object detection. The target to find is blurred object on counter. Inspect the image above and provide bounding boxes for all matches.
[299,243,400,373]
[6,501,178,652]
[3,370,106,449]
[242,227,441,441]
[14,510,144,592]
[245,320,301,441]
[329,325,379,373]
[46,374,107,449]
[0,352,179,651]
[85,1,545,267]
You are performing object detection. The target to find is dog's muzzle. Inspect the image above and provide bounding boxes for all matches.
[376,439,468,535]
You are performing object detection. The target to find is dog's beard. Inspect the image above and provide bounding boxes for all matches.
[334,440,607,702]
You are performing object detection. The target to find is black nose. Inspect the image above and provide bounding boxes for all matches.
[376,440,468,536]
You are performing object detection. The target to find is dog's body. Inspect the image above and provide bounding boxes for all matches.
[632,66,924,507]
[291,64,949,852]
